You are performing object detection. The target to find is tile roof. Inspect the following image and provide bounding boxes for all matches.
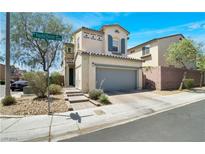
[100,24,130,34]
[72,24,129,35]
[79,51,143,62]
[128,34,185,51]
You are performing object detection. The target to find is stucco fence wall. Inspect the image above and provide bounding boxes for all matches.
[143,66,204,90]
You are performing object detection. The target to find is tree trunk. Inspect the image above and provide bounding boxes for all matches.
[179,71,187,91]
[5,12,11,96]
[200,72,204,87]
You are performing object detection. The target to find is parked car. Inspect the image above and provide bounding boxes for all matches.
[10,80,28,91]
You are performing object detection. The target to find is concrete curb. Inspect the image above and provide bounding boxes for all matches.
[1,95,205,142]
[39,97,205,142]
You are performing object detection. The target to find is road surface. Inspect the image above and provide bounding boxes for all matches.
[62,99,205,142]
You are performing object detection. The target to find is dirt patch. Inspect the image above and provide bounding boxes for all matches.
[153,90,182,96]
[0,93,68,115]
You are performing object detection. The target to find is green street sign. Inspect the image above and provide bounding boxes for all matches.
[32,32,62,41]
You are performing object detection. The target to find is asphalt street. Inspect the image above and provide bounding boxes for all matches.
[62,99,205,142]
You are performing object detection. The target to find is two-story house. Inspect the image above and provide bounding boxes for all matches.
[127,34,202,90]
[63,24,143,92]
[127,34,185,67]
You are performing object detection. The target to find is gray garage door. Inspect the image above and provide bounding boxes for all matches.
[96,67,137,92]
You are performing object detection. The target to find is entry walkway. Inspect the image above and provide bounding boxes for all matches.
[1,87,205,142]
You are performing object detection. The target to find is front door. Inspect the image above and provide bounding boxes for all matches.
[69,68,74,86]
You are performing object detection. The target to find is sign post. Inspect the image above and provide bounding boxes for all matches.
[32,32,62,115]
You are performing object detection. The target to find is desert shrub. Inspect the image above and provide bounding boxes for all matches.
[23,72,47,98]
[89,89,103,100]
[1,96,16,106]
[0,80,5,85]
[23,86,33,94]
[99,94,110,104]
[50,72,64,86]
[49,84,62,95]
[183,78,194,89]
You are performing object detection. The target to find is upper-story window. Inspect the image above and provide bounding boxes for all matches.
[108,35,126,54]
[112,39,119,52]
[142,45,150,55]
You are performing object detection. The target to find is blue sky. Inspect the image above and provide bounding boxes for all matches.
[57,12,205,48]
[0,12,205,70]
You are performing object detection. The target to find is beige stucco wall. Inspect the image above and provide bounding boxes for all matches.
[158,35,182,67]
[76,54,143,93]
[128,42,159,67]
[73,31,83,53]
[73,26,128,56]
[75,54,83,90]
[103,26,128,55]
[128,35,183,68]
[81,29,104,53]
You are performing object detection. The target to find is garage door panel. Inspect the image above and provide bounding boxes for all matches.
[96,68,137,92]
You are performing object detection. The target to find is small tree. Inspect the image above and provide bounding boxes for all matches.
[166,39,199,90]
[10,13,72,71]
[196,53,205,87]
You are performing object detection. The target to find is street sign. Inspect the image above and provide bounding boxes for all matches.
[32,32,62,41]
[32,31,62,115]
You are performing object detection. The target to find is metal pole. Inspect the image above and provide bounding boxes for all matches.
[5,12,10,96]
[47,51,51,115]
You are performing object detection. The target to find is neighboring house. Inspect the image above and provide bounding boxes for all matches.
[0,64,26,81]
[128,34,185,67]
[63,24,143,92]
[128,34,203,90]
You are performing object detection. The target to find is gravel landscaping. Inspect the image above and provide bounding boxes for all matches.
[0,93,68,115]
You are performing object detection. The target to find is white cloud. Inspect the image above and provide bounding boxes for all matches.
[131,20,205,38]
[128,20,205,48]
[188,23,201,30]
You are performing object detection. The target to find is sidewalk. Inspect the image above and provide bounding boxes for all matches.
[1,88,205,142]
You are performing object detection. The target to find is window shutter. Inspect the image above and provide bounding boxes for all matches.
[108,35,113,51]
[121,38,125,54]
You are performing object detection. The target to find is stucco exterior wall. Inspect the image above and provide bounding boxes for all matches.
[128,35,184,68]
[77,54,143,92]
[81,30,104,53]
[158,35,182,67]
[75,54,83,90]
[128,42,159,67]
[143,66,203,90]
[73,31,83,53]
[103,26,128,55]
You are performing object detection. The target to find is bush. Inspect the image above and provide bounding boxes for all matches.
[89,89,103,100]
[23,86,33,94]
[0,80,5,85]
[50,72,64,86]
[99,94,110,104]
[1,96,16,106]
[183,78,194,89]
[49,84,62,95]
[23,72,47,98]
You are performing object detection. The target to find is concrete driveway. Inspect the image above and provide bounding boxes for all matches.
[107,90,168,105]
[107,88,205,111]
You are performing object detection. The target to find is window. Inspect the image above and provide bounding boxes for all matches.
[142,45,150,55]
[112,39,119,52]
